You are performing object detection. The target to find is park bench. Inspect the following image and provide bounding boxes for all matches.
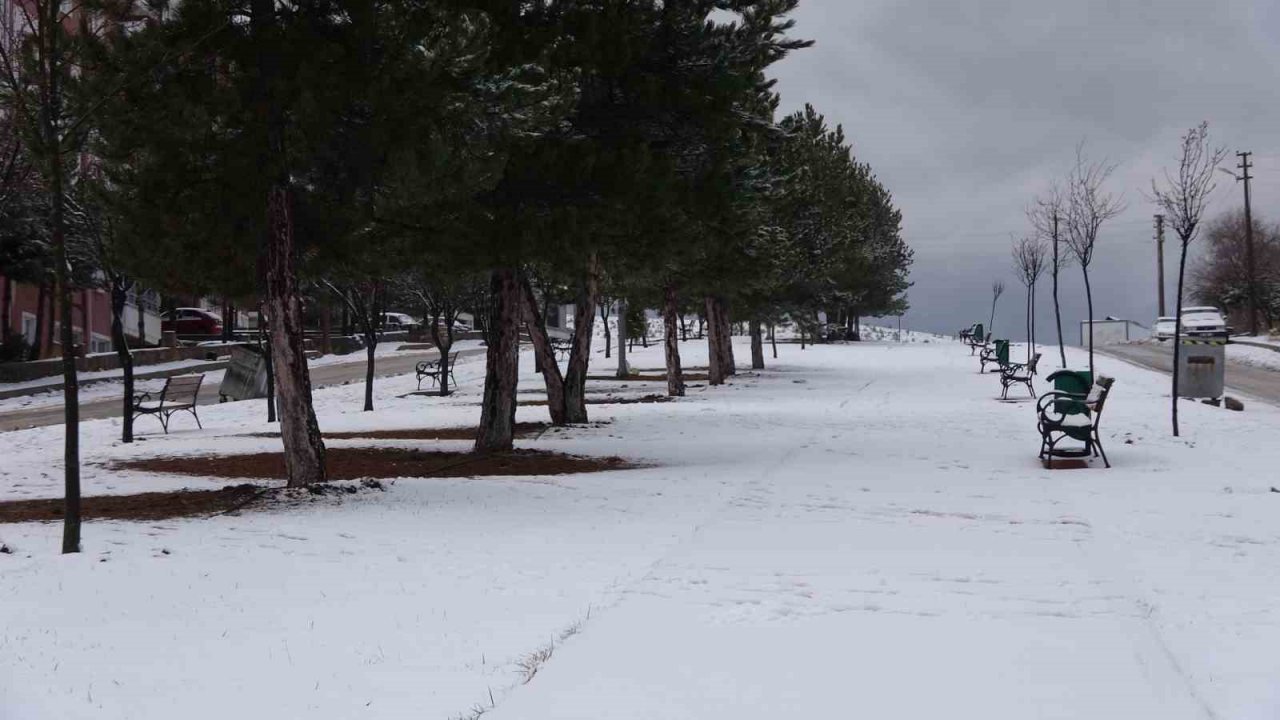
[959,326,974,343]
[132,374,204,434]
[1036,375,1115,469]
[999,352,1040,399]
[979,338,1009,373]
[966,324,987,355]
[416,351,459,391]
[549,337,574,362]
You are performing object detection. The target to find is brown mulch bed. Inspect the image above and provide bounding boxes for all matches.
[587,373,710,382]
[519,394,673,407]
[249,423,550,441]
[111,447,636,482]
[2,448,636,525]
[0,484,266,524]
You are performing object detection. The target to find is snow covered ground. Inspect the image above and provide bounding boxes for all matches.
[1227,341,1280,372]
[4,334,1280,719]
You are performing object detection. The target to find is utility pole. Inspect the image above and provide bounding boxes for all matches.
[1154,214,1166,317]
[1238,151,1259,335]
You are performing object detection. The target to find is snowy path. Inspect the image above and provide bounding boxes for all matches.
[4,337,1280,719]
[489,343,1280,720]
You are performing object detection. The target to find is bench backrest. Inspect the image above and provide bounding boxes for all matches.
[161,374,203,405]
[995,339,1009,364]
[1086,375,1114,415]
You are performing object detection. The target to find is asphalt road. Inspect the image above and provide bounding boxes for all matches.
[1100,341,1280,406]
[0,347,484,433]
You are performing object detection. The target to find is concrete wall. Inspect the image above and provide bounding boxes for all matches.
[1080,320,1149,346]
[0,344,246,384]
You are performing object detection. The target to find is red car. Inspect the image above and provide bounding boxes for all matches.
[162,307,223,336]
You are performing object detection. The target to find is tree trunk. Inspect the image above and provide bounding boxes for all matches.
[717,298,736,377]
[1172,243,1189,437]
[49,161,80,553]
[678,312,687,342]
[769,322,778,358]
[663,284,684,397]
[264,187,326,485]
[476,268,521,450]
[363,330,376,412]
[136,290,146,348]
[427,310,455,397]
[259,304,276,423]
[616,298,628,378]
[0,275,10,347]
[749,318,764,370]
[562,266,598,425]
[521,274,567,424]
[1083,265,1095,378]
[706,296,723,386]
[697,315,704,340]
[319,294,332,355]
[853,314,861,341]
[1025,286,1031,363]
[110,278,134,444]
[31,281,46,360]
[221,298,232,343]
[600,301,611,359]
[253,0,323,485]
[1052,218,1066,367]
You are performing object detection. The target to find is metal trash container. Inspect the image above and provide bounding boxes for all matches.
[1177,336,1225,399]
[218,345,269,402]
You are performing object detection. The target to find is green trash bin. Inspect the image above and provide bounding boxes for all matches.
[1047,369,1092,414]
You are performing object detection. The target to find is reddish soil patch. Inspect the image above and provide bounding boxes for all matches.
[519,394,673,407]
[111,448,636,482]
[587,373,710,382]
[0,484,265,524]
[249,423,550,441]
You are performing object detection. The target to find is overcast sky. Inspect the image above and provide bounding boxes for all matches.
[768,0,1280,342]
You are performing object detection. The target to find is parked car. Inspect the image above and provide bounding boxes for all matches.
[381,312,420,330]
[452,320,472,333]
[1179,306,1228,337]
[1152,316,1177,341]
[162,307,223,336]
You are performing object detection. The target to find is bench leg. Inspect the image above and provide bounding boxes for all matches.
[1095,433,1110,468]
[190,407,203,430]
[159,411,170,434]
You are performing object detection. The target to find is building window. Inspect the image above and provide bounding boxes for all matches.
[89,333,113,354]
[21,312,36,345]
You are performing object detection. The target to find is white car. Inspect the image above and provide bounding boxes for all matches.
[1152,317,1177,341]
[381,312,420,330]
[1179,306,1228,337]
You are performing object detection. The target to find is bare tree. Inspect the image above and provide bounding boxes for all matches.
[1012,236,1048,363]
[1190,209,1280,329]
[322,280,382,411]
[1066,144,1126,377]
[988,280,1005,337]
[1028,185,1072,367]
[1149,121,1228,437]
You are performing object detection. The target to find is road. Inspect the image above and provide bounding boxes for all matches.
[1100,341,1280,406]
[0,347,484,433]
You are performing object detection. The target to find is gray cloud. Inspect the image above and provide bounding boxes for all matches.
[769,0,1280,340]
